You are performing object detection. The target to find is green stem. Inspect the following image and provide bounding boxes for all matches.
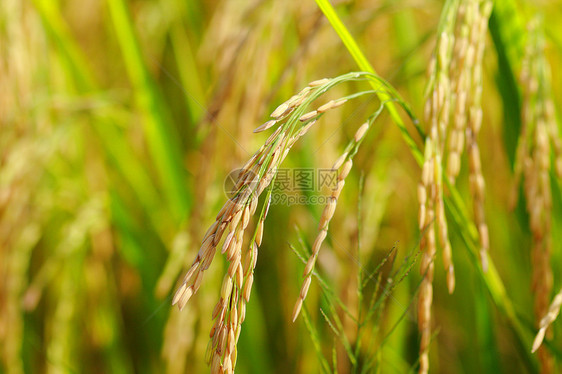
[314,0,424,165]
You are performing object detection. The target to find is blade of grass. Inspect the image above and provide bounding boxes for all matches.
[170,23,206,126]
[488,4,525,166]
[474,275,502,373]
[106,0,191,220]
[391,7,424,98]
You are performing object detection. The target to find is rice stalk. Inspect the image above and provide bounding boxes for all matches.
[418,2,493,371]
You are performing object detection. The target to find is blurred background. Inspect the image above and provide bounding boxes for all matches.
[1,0,561,373]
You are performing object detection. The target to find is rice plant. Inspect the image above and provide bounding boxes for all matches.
[1,0,562,373]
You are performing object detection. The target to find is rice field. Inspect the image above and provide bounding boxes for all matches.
[1,0,562,373]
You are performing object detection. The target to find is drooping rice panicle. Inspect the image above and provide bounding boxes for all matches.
[514,19,559,374]
[446,2,469,180]
[418,2,494,371]
[292,103,385,323]
[173,72,402,373]
[465,0,492,271]
[447,0,492,270]
[418,134,440,374]
[418,3,457,372]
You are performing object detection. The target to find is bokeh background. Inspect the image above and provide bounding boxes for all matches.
[1,0,561,373]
